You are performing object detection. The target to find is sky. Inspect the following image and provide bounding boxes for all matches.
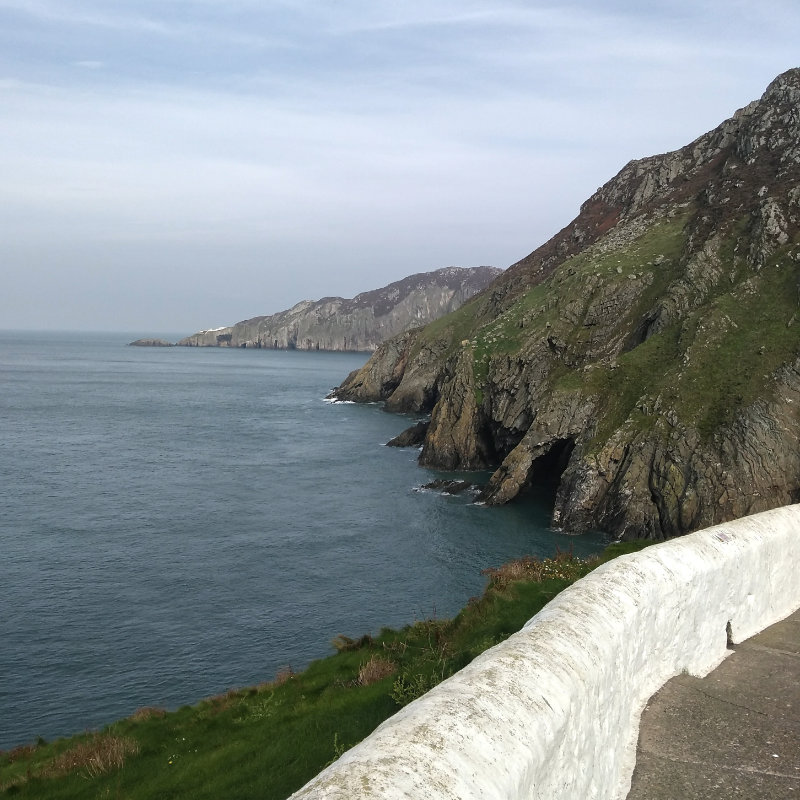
[0,1,798,334]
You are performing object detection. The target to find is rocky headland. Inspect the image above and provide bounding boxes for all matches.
[331,69,800,540]
[176,266,501,351]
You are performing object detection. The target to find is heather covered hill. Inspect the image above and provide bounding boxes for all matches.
[332,69,800,540]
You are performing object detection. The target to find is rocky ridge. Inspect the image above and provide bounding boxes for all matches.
[177,267,501,351]
[331,69,800,540]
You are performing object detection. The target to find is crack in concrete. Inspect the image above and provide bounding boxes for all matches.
[739,642,800,659]
[679,681,771,717]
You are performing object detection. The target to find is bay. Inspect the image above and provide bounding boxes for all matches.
[0,331,605,750]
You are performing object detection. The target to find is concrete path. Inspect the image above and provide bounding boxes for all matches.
[627,609,800,799]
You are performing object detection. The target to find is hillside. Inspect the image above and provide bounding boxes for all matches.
[332,69,800,540]
[176,267,501,351]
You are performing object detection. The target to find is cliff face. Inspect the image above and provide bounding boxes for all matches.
[177,267,501,351]
[332,69,800,540]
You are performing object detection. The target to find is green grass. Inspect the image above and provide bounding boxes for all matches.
[0,541,653,800]
[464,211,800,450]
[579,324,684,446]
[406,294,483,363]
[577,245,800,445]
[380,210,693,414]
[676,250,800,436]
[467,211,691,402]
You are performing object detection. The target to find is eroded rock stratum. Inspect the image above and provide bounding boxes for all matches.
[332,69,800,540]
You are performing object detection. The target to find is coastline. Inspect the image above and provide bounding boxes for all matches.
[1,544,638,798]
[0,331,607,752]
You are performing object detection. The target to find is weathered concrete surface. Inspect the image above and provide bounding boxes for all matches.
[628,609,800,799]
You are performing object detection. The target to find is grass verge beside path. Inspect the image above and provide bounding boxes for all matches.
[1,540,652,800]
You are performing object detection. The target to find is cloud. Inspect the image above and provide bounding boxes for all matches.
[0,0,296,49]
[0,1,798,330]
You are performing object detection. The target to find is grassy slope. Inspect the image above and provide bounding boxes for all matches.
[1,542,652,800]
[583,242,800,442]
[459,210,799,448]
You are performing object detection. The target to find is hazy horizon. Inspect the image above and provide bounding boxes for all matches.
[1,1,798,333]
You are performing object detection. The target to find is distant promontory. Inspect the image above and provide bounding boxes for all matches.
[175,266,501,351]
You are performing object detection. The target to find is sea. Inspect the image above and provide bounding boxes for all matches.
[0,330,606,750]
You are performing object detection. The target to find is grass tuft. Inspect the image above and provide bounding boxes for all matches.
[331,634,374,652]
[356,655,396,686]
[129,707,167,723]
[1,744,36,765]
[273,666,296,686]
[481,550,594,591]
[0,734,139,791]
[46,734,139,779]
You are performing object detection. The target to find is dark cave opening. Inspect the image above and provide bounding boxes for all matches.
[521,437,576,504]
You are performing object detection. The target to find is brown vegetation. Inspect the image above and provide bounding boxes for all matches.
[129,706,167,722]
[356,655,396,686]
[46,734,139,779]
[1,743,36,764]
[273,666,296,686]
[331,633,374,652]
[481,551,594,591]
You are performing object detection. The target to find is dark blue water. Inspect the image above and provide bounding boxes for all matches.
[0,331,605,750]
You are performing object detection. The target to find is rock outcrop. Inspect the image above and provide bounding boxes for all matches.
[176,267,501,351]
[331,69,800,540]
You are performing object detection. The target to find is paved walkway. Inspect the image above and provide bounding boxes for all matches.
[627,609,800,799]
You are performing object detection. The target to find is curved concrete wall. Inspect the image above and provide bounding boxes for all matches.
[291,505,800,800]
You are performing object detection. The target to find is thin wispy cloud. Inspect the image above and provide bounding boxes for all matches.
[0,0,797,332]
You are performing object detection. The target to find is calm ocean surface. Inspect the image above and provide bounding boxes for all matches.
[0,331,605,750]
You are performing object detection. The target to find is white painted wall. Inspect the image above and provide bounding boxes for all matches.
[290,505,800,800]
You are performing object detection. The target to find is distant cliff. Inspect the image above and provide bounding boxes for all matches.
[176,267,501,351]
